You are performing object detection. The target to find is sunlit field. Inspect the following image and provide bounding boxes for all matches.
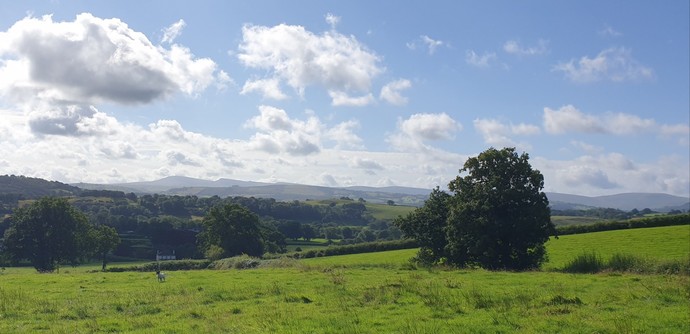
[1,225,688,333]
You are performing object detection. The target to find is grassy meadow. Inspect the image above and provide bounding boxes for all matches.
[1,225,688,333]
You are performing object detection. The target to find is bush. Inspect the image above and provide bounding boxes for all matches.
[562,252,604,273]
[560,252,689,275]
[556,214,690,236]
[210,254,262,270]
[607,253,644,272]
[105,259,212,272]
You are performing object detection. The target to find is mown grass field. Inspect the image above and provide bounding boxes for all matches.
[1,225,688,333]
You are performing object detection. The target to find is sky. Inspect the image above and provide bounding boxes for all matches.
[0,1,688,197]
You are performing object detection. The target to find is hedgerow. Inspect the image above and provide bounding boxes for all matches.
[555,214,689,236]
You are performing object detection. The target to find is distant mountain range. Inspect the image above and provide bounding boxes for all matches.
[2,174,688,212]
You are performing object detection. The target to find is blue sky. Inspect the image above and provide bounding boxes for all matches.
[0,0,688,196]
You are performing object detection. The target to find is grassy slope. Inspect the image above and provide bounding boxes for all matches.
[545,225,690,269]
[1,226,688,333]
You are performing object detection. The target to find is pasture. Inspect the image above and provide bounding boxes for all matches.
[0,225,688,333]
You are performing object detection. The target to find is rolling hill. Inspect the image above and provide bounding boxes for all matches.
[3,174,688,211]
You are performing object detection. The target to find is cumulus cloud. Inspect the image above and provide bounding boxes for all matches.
[561,166,619,189]
[503,39,548,56]
[553,47,653,83]
[240,77,288,100]
[543,105,667,136]
[244,105,371,156]
[350,157,385,170]
[401,113,460,141]
[27,104,119,137]
[237,23,382,104]
[0,13,225,105]
[326,120,364,149]
[473,118,538,150]
[380,79,411,106]
[543,105,609,134]
[328,91,375,107]
[465,50,496,68]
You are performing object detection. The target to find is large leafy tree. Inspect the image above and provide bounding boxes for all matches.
[445,147,555,270]
[198,203,264,258]
[2,197,96,272]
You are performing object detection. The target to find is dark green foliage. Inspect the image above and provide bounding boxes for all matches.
[91,225,120,271]
[2,197,96,272]
[198,203,264,257]
[445,148,555,270]
[0,175,80,199]
[394,187,450,265]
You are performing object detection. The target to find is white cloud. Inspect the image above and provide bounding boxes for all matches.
[237,23,383,104]
[350,157,385,170]
[465,50,496,68]
[543,105,670,136]
[161,19,186,44]
[473,118,538,150]
[379,79,412,106]
[401,113,460,141]
[240,78,288,100]
[553,47,653,83]
[561,166,619,189]
[325,13,340,30]
[244,105,369,156]
[503,39,548,56]
[244,106,322,156]
[326,120,364,149]
[245,105,295,132]
[328,91,375,107]
[0,13,225,105]
[421,35,443,55]
[570,140,604,155]
[543,105,607,134]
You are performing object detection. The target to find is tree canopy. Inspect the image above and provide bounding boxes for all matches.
[198,203,264,258]
[396,147,555,270]
[2,197,98,272]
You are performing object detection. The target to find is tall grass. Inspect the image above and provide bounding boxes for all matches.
[562,252,689,275]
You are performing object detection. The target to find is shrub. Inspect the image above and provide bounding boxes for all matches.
[607,253,644,272]
[562,252,603,273]
[210,254,261,270]
[105,259,212,272]
[556,214,690,236]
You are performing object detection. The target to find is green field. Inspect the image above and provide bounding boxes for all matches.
[1,225,688,333]
[545,225,690,269]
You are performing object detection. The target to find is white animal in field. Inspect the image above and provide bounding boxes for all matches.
[156,271,166,282]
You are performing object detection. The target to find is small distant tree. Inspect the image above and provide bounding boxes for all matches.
[91,225,120,271]
[198,203,264,258]
[2,197,96,272]
[387,200,395,206]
